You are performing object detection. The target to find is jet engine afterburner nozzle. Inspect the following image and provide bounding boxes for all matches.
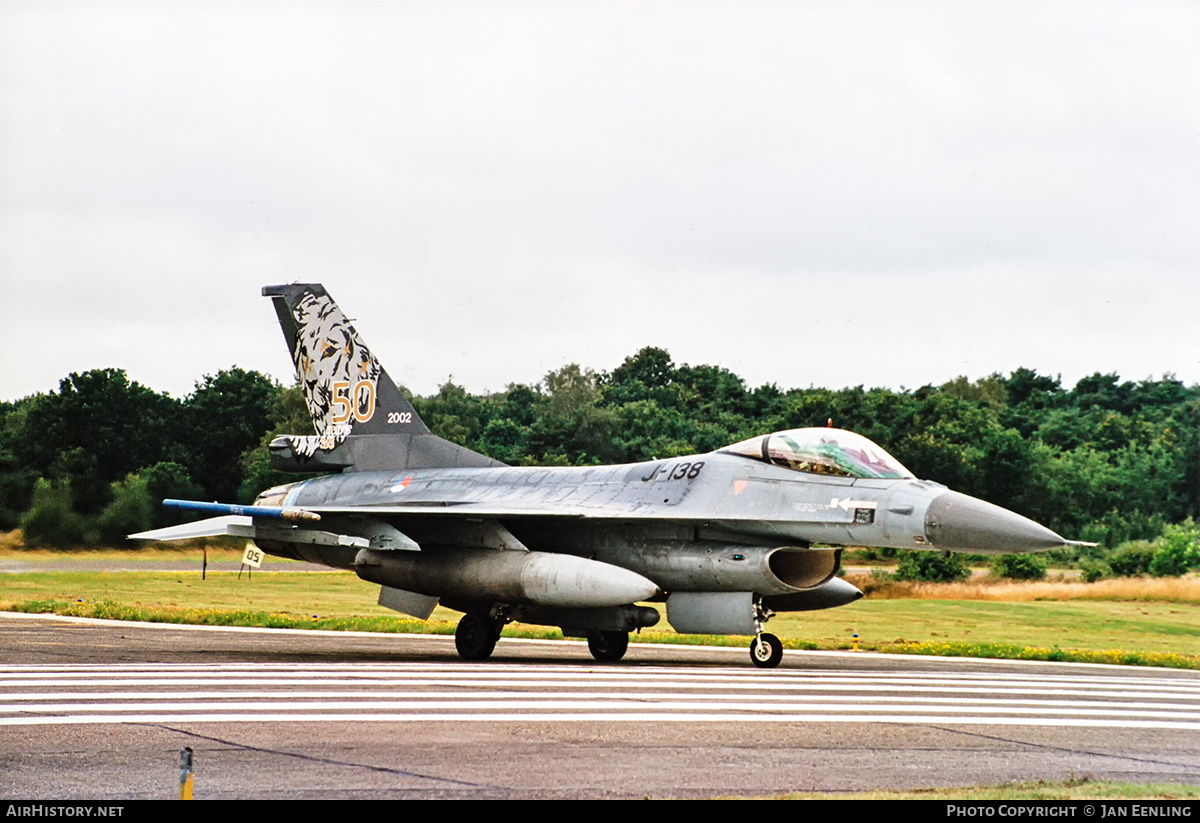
[924,490,1068,553]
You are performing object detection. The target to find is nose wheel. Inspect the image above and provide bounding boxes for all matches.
[749,632,783,668]
[749,596,783,668]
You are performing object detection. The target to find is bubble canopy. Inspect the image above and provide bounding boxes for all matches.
[720,428,915,479]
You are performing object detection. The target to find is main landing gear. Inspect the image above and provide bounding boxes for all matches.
[455,612,631,663]
[586,630,629,662]
[749,596,783,668]
[455,612,501,661]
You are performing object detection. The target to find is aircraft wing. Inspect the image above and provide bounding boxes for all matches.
[129,497,830,552]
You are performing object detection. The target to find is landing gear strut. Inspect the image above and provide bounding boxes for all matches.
[587,630,629,662]
[455,612,499,661]
[749,597,783,668]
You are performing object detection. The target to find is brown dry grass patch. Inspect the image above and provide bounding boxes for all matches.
[845,571,1200,603]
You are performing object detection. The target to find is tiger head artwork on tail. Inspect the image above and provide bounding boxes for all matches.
[290,288,383,438]
[262,284,433,462]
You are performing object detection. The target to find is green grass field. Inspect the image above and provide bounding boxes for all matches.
[4,548,1199,668]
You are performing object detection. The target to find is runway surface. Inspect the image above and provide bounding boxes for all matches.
[3,612,1199,798]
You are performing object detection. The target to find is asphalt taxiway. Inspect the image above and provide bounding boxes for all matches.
[3,612,1199,799]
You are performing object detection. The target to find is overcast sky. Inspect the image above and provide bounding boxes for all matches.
[3,1,1198,403]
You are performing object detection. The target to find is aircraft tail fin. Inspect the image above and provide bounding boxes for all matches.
[263,283,427,438]
[262,284,502,472]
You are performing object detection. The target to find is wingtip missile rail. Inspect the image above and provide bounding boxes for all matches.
[162,499,322,523]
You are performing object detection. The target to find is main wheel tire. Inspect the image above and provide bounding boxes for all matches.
[749,632,783,668]
[455,613,498,661]
[587,630,629,662]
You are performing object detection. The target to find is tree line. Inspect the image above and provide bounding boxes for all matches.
[3,348,1199,562]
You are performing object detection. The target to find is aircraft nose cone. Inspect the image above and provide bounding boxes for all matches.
[924,490,1067,553]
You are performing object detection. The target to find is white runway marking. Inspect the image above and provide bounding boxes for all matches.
[2,662,1198,729]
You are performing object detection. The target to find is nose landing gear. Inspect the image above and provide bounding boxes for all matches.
[749,597,783,668]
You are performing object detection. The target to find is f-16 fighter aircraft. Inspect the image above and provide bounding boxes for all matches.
[134,284,1081,668]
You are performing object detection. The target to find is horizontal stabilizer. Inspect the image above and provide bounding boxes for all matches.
[132,505,417,552]
[129,515,255,542]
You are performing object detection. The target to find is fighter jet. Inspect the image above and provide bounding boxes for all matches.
[133,283,1081,668]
